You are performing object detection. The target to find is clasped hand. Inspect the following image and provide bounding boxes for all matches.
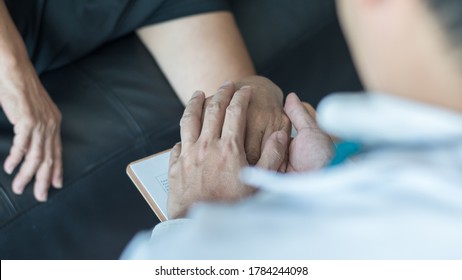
[168,81,333,219]
[168,82,290,218]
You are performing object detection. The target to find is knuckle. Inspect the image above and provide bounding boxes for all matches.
[179,112,194,127]
[46,118,58,131]
[11,145,27,156]
[226,103,244,116]
[43,157,54,168]
[35,172,50,183]
[198,139,209,154]
[22,111,34,121]
[28,151,43,165]
[20,118,35,131]
[206,101,222,115]
[223,138,239,154]
[34,121,46,132]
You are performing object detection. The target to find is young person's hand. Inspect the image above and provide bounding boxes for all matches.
[284,93,334,172]
[0,1,63,202]
[168,82,289,219]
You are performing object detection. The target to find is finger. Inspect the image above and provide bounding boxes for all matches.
[277,138,290,173]
[221,86,252,145]
[4,123,32,174]
[284,93,316,131]
[169,143,181,169]
[11,128,45,196]
[200,96,213,124]
[302,102,317,120]
[260,123,275,157]
[51,129,63,189]
[180,91,205,150]
[200,81,235,139]
[244,128,264,165]
[256,130,289,171]
[278,160,288,173]
[34,130,55,202]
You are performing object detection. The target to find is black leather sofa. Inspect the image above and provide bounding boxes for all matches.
[0,0,361,259]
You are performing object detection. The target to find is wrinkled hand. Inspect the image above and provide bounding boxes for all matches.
[168,82,289,219]
[284,93,333,172]
[0,56,63,202]
[240,77,291,167]
[204,76,291,168]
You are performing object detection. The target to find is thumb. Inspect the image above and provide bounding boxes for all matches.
[169,142,181,169]
[255,130,289,171]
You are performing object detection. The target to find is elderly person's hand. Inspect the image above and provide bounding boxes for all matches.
[167,81,289,219]
[284,93,334,172]
[238,76,291,168]
[1,0,63,202]
[202,76,291,169]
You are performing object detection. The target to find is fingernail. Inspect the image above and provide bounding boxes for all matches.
[291,92,300,101]
[4,161,13,175]
[12,182,23,195]
[192,91,202,98]
[54,175,63,189]
[222,80,233,87]
[54,181,63,189]
[38,192,48,202]
[240,86,252,92]
[13,189,23,195]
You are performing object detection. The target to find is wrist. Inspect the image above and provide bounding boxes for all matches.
[0,44,33,76]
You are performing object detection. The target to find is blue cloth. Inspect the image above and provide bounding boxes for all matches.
[328,141,362,166]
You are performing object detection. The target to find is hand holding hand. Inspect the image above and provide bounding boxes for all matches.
[168,82,289,219]
[238,77,291,167]
[202,76,291,168]
[284,93,333,172]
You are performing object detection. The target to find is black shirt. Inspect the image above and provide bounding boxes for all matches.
[5,0,230,73]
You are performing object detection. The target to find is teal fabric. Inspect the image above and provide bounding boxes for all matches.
[328,141,362,166]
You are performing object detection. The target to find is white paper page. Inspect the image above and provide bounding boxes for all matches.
[129,151,171,220]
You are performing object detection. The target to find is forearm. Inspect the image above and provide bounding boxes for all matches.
[0,0,29,67]
[137,11,255,105]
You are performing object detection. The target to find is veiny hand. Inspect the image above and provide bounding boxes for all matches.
[168,81,289,219]
[284,93,334,172]
[0,56,63,202]
[239,76,291,167]
[203,76,291,168]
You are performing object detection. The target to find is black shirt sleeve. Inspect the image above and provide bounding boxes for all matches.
[5,0,231,72]
[142,0,231,26]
